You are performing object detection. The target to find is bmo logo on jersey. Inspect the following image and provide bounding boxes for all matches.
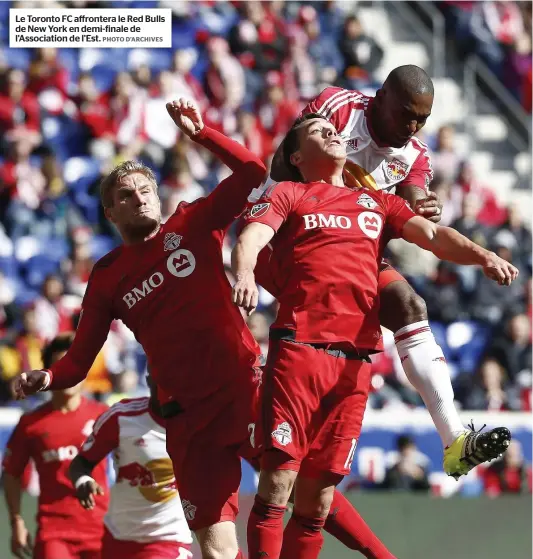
[42,445,78,463]
[357,212,383,239]
[123,248,197,309]
[303,213,352,230]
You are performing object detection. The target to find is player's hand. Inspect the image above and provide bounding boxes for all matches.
[414,191,443,223]
[76,479,105,510]
[166,98,204,138]
[10,516,33,558]
[10,370,49,400]
[482,252,519,286]
[233,272,259,316]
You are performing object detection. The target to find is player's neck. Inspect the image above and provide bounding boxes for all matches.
[301,168,345,187]
[122,223,161,246]
[51,392,82,413]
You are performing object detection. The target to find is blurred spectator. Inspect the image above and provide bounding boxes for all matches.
[28,47,70,115]
[339,15,384,90]
[488,312,532,384]
[429,174,456,226]
[1,137,47,240]
[234,110,272,161]
[492,203,532,270]
[282,24,319,101]
[468,243,525,324]
[450,161,507,227]
[109,71,147,160]
[430,125,462,183]
[160,159,205,220]
[61,239,94,298]
[0,271,18,339]
[131,63,153,93]
[204,36,246,125]
[33,275,76,342]
[483,440,532,496]
[171,49,209,112]
[464,357,522,411]
[73,72,115,161]
[381,435,431,492]
[257,71,300,148]
[450,194,489,247]
[0,306,44,394]
[422,262,468,324]
[297,5,344,85]
[144,70,180,166]
[0,68,41,148]
[229,1,288,75]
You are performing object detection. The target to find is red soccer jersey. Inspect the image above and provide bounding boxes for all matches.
[244,182,415,349]
[2,397,109,541]
[47,126,265,408]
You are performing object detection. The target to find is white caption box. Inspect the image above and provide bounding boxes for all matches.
[10,8,172,48]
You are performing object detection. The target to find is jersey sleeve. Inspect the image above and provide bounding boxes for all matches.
[78,406,119,465]
[1,417,31,477]
[397,143,433,193]
[301,86,362,135]
[48,266,113,390]
[184,126,266,231]
[242,181,296,233]
[383,193,417,239]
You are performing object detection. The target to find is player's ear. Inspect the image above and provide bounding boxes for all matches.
[290,151,302,167]
[104,207,116,223]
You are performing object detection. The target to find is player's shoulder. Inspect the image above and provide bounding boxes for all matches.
[93,397,150,432]
[311,87,368,115]
[16,401,53,428]
[90,246,124,283]
[406,135,432,161]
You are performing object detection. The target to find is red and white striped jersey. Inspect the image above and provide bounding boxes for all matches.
[301,87,433,194]
[79,397,192,544]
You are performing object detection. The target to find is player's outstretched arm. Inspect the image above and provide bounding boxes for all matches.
[401,216,519,285]
[3,473,33,558]
[232,222,276,315]
[167,98,266,229]
[69,455,104,511]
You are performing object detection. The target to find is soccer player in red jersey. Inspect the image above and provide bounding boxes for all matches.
[233,114,517,559]
[268,65,508,479]
[3,333,109,559]
[11,98,266,559]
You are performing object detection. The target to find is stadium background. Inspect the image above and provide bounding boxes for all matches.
[0,0,531,557]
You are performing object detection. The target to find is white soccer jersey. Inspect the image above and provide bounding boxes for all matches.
[302,87,433,193]
[80,397,192,544]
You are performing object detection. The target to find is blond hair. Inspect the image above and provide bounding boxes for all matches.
[99,160,158,208]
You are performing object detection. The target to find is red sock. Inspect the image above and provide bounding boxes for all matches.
[324,490,396,559]
[280,513,325,559]
[247,495,286,559]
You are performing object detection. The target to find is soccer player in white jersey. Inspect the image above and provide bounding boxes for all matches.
[69,379,193,559]
[268,64,511,479]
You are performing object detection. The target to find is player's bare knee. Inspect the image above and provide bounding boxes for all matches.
[196,522,239,559]
[258,468,297,507]
[379,281,428,332]
[293,475,338,518]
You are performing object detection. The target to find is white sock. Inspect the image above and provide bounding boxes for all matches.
[395,320,466,447]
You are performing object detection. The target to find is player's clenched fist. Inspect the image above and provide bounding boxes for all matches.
[233,271,259,316]
[10,516,33,559]
[10,370,49,400]
[166,98,204,138]
[482,252,519,286]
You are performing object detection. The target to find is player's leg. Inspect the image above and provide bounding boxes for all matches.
[248,339,331,559]
[378,264,511,477]
[33,537,76,559]
[280,470,339,559]
[280,355,376,559]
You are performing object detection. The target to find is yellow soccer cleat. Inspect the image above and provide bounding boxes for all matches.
[443,423,512,480]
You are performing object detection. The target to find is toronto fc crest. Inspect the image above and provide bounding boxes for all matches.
[164,233,182,251]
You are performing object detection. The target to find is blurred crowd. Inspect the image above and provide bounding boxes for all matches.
[441,0,532,112]
[0,1,530,415]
